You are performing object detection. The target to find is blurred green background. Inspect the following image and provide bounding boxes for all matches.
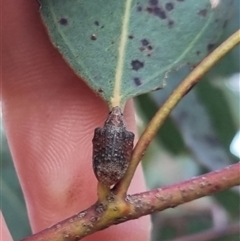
[1,1,240,241]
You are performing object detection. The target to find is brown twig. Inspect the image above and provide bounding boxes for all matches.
[115,29,240,196]
[21,163,240,241]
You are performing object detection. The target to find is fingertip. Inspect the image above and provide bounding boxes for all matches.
[3,1,150,239]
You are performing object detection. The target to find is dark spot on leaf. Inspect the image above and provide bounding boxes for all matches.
[137,6,142,11]
[165,2,174,11]
[198,9,208,17]
[168,20,174,27]
[207,43,215,52]
[146,7,153,13]
[98,88,103,93]
[133,77,142,86]
[150,0,158,5]
[59,18,68,25]
[154,7,167,19]
[139,40,153,56]
[141,39,149,46]
[91,34,97,40]
[128,35,134,39]
[131,60,144,71]
[94,21,100,26]
[196,51,201,55]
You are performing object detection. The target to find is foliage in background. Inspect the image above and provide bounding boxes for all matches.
[135,0,240,239]
[1,0,239,240]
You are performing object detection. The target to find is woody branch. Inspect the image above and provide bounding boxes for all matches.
[21,162,240,241]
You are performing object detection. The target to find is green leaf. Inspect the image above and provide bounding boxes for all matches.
[208,0,240,77]
[149,66,237,171]
[40,0,230,108]
[195,78,237,158]
[136,94,186,155]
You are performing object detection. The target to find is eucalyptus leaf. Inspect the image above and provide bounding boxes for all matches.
[40,0,231,108]
[136,94,186,154]
[150,67,237,171]
[208,0,240,77]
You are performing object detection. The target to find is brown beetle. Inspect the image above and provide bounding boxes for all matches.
[92,106,134,187]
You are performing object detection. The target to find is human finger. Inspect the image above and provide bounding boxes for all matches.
[2,1,150,240]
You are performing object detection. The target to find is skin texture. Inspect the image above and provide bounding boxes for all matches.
[1,1,150,240]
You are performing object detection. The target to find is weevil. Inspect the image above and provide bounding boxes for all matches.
[92,106,134,187]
